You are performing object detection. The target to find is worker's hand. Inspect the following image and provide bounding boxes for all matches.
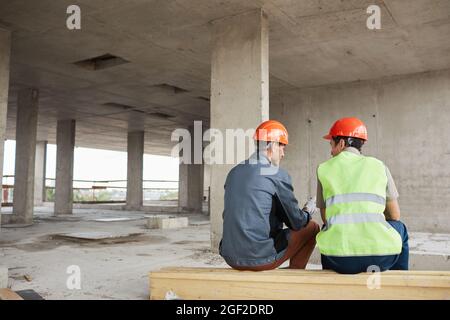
[302,196,318,215]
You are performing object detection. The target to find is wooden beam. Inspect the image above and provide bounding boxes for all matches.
[149,267,450,300]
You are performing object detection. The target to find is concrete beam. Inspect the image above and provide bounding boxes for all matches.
[34,140,47,206]
[209,10,269,250]
[126,131,144,210]
[54,119,75,215]
[0,28,11,229]
[178,125,204,213]
[10,88,39,225]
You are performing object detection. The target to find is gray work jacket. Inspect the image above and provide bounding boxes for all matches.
[219,152,310,267]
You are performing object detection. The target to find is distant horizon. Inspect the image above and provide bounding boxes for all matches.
[2,140,179,183]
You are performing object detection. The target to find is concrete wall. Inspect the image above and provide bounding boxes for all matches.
[270,69,450,233]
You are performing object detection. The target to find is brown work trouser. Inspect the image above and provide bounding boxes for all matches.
[231,220,320,271]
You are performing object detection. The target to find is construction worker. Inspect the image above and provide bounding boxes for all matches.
[220,120,320,271]
[316,117,409,274]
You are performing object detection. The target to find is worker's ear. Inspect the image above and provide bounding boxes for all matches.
[339,138,346,150]
[265,142,272,155]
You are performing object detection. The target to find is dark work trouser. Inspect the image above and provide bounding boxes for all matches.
[230,221,320,271]
[321,220,409,274]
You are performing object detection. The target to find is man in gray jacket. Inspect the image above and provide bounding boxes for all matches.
[220,120,320,270]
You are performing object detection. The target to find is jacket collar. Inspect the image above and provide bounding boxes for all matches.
[343,147,361,155]
[249,151,271,165]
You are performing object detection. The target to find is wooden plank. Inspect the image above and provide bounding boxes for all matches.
[0,288,24,300]
[149,267,450,300]
[151,270,450,288]
[159,267,450,276]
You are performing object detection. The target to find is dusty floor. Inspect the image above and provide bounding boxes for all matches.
[0,207,228,299]
[0,207,449,299]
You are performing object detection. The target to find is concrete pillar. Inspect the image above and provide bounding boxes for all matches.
[178,126,204,213]
[210,10,269,250]
[126,131,144,210]
[34,141,47,205]
[10,88,39,225]
[204,164,211,215]
[54,119,75,215]
[0,28,11,228]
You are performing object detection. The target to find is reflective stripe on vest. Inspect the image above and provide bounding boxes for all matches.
[327,213,391,228]
[322,212,392,232]
[325,192,386,208]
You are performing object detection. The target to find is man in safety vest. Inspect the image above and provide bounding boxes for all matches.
[316,117,409,274]
[220,120,320,270]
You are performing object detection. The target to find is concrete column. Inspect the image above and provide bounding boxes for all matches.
[210,10,269,250]
[10,88,39,225]
[34,141,47,206]
[0,28,11,228]
[126,131,144,210]
[178,126,204,213]
[204,164,211,215]
[54,119,75,215]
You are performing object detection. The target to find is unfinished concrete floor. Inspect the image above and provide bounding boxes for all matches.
[0,207,226,299]
[0,207,449,299]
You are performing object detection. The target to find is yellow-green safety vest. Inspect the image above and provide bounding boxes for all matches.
[316,151,402,256]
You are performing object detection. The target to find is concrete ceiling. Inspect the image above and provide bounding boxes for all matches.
[1,0,449,155]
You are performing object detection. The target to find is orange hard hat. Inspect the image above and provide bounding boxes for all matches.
[254,120,289,145]
[323,117,368,141]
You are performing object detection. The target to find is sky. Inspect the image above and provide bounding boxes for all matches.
[2,140,179,184]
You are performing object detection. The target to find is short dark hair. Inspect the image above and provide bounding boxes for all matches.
[332,136,365,151]
[255,140,285,153]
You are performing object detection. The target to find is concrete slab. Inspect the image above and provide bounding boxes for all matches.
[410,253,450,271]
[91,217,143,222]
[142,206,181,214]
[189,221,210,226]
[409,232,450,255]
[408,232,450,270]
[37,216,81,222]
[54,231,142,241]
[71,203,181,213]
[0,208,221,299]
[147,216,189,229]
